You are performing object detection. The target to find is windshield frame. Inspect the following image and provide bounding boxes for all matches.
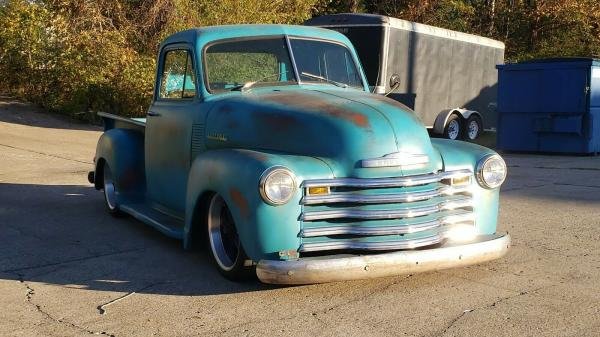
[201,35,368,95]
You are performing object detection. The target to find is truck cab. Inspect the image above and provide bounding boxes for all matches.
[90,24,510,284]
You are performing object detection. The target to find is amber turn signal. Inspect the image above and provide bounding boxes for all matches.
[307,186,329,195]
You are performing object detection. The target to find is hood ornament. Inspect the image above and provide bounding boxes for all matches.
[361,152,429,168]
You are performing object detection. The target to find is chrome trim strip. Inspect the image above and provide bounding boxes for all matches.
[361,152,429,168]
[300,211,474,237]
[300,196,472,221]
[300,234,443,252]
[301,185,470,205]
[256,234,511,284]
[302,169,472,188]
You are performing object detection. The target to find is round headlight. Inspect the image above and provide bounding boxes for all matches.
[259,167,296,205]
[476,154,507,189]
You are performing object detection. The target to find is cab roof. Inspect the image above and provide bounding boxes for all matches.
[160,24,354,49]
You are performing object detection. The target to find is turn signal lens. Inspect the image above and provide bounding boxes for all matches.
[307,186,329,195]
[451,176,471,186]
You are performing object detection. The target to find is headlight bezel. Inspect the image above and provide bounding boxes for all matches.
[476,154,507,189]
[259,166,297,205]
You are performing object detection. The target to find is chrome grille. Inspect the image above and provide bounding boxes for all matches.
[299,169,474,253]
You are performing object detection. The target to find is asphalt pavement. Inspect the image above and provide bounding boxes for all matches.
[1,96,599,337]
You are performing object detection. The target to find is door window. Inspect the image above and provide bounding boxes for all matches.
[160,49,196,99]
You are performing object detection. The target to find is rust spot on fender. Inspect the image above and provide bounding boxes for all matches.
[229,188,249,219]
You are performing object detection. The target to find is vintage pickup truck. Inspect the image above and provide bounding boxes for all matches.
[88,24,510,284]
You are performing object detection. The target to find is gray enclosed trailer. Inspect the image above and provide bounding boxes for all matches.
[305,13,505,140]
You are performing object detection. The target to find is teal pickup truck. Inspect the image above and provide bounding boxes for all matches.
[88,24,510,284]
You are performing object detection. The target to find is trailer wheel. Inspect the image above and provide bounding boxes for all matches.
[206,194,253,281]
[465,115,482,141]
[444,114,462,140]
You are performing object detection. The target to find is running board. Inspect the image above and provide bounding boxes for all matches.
[119,202,185,240]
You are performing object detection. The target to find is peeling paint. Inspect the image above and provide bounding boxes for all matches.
[229,188,250,219]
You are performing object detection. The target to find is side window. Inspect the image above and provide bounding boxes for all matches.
[159,49,196,99]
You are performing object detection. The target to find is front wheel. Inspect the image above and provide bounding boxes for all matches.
[206,194,253,281]
[465,115,483,141]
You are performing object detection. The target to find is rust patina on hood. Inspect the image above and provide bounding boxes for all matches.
[205,88,443,177]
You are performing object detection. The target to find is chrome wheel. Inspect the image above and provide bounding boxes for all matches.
[446,119,460,140]
[466,115,482,141]
[208,195,240,272]
[467,120,479,140]
[103,164,118,211]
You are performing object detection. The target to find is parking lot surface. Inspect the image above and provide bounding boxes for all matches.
[1,97,599,337]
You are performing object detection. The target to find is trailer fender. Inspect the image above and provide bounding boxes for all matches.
[433,109,481,135]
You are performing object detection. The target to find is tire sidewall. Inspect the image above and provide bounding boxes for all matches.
[102,163,123,216]
[205,193,253,281]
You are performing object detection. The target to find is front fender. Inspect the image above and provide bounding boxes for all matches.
[432,139,502,235]
[184,149,332,261]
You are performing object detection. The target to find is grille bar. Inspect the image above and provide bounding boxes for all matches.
[302,169,472,188]
[301,185,470,205]
[300,234,443,252]
[300,210,474,237]
[300,196,472,221]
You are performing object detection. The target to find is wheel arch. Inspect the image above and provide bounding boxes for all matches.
[183,149,333,261]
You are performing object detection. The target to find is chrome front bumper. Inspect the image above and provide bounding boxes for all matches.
[256,233,510,284]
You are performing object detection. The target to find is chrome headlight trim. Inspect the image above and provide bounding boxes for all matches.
[259,166,297,205]
[476,154,507,189]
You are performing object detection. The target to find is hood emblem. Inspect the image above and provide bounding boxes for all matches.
[361,152,429,168]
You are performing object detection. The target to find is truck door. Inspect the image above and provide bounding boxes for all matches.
[145,46,200,216]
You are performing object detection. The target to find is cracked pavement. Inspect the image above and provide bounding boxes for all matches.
[1,96,599,337]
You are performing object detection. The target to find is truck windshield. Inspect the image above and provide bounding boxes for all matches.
[204,36,364,93]
[205,37,296,93]
[289,38,364,89]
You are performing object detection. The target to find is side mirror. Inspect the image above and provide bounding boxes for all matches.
[389,74,401,89]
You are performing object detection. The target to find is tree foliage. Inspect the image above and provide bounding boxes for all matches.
[0,0,318,119]
[1,0,599,119]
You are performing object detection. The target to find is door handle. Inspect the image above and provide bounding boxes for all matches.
[147,111,161,117]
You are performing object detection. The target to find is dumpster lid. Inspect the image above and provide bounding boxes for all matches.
[497,57,600,70]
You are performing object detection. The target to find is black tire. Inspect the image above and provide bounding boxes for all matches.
[102,163,124,217]
[443,114,463,140]
[465,115,483,141]
[205,194,253,281]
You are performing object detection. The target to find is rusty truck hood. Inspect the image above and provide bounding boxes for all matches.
[205,88,442,177]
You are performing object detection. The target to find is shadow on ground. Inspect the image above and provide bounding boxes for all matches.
[0,183,270,296]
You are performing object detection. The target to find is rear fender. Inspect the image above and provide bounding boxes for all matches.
[94,128,145,201]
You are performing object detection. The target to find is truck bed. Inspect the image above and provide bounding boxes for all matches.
[98,112,146,132]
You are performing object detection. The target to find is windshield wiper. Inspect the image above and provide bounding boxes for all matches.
[300,72,348,88]
[230,71,290,92]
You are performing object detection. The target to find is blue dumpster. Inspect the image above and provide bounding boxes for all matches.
[496,58,600,154]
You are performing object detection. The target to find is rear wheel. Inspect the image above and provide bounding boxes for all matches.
[465,115,483,141]
[102,163,123,216]
[444,114,462,140]
[206,194,253,281]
